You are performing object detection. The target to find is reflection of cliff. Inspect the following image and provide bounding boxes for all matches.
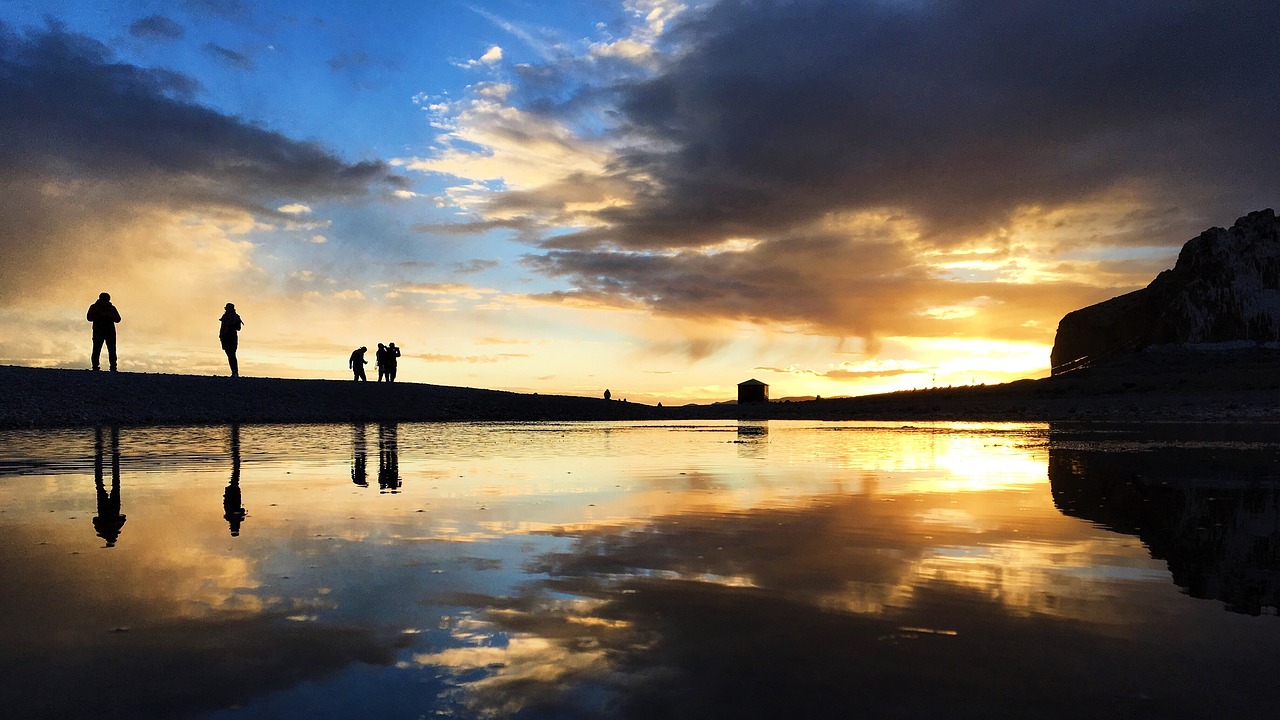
[1049,436,1280,615]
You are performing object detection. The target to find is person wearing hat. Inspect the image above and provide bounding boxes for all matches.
[86,292,121,371]
[218,302,244,377]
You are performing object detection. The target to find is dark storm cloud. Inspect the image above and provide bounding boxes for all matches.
[204,41,254,69]
[596,0,1280,250]
[128,15,184,40]
[501,0,1280,345]
[0,24,403,300]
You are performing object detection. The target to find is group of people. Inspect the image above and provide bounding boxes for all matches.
[90,293,416,384]
[88,293,245,376]
[348,342,401,381]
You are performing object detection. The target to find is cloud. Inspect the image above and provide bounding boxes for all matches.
[185,0,249,20]
[454,45,504,69]
[452,259,500,275]
[326,50,399,91]
[757,361,924,381]
[602,0,1280,248]
[411,0,1280,355]
[416,353,529,364]
[128,15,184,40]
[0,23,403,306]
[204,42,254,70]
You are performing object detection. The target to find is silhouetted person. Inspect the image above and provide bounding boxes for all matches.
[386,342,400,382]
[375,343,388,382]
[92,425,126,546]
[378,422,400,492]
[350,346,368,381]
[351,423,368,487]
[223,423,246,536]
[219,303,243,377]
[87,292,121,372]
[603,388,611,400]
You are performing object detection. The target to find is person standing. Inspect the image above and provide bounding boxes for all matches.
[386,342,401,382]
[349,346,369,381]
[375,343,388,382]
[219,303,244,377]
[86,292,121,372]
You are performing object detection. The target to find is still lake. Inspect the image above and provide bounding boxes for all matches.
[1,420,1278,719]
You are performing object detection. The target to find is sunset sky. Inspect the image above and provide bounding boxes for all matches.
[1,1,1277,404]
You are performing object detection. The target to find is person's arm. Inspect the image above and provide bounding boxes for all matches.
[112,307,121,323]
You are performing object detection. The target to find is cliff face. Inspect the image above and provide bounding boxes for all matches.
[1051,209,1280,373]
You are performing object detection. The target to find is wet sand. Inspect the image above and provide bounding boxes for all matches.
[3,346,1280,428]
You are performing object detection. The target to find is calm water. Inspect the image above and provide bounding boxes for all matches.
[1,420,1278,719]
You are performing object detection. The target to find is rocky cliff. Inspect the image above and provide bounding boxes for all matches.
[1051,209,1280,373]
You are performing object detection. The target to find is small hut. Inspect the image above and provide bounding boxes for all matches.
[737,378,769,404]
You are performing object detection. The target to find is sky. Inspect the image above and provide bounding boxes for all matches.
[1,0,1277,405]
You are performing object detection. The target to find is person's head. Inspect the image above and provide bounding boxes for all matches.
[389,342,397,348]
[360,346,367,351]
[98,292,110,301]
[225,302,235,310]
[378,343,385,349]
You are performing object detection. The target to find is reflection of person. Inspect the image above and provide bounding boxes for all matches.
[223,423,246,536]
[349,346,368,381]
[386,342,401,382]
[378,422,400,492]
[219,303,244,377]
[92,425,126,546]
[375,343,388,382]
[86,292,122,372]
[352,423,368,487]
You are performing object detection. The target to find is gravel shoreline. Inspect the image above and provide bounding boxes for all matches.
[4,347,1280,428]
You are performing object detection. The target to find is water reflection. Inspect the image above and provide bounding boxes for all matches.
[735,419,768,458]
[3,421,1280,719]
[1049,426,1280,615]
[351,422,368,487]
[92,425,125,547]
[377,422,400,493]
[223,423,246,536]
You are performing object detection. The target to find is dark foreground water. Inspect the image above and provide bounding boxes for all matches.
[1,420,1278,719]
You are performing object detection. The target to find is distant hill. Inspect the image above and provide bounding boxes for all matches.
[5,346,1280,429]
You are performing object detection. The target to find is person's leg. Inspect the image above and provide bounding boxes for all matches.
[222,338,238,376]
[92,334,104,370]
[106,333,117,371]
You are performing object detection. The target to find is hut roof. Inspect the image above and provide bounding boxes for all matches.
[737,378,768,386]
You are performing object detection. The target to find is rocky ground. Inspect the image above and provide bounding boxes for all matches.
[3,345,1280,428]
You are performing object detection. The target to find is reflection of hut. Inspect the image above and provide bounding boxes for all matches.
[737,378,769,404]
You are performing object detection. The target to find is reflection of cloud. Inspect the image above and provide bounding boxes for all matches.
[416,480,1214,718]
[0,503,396,718]
[532,486,1138,625]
